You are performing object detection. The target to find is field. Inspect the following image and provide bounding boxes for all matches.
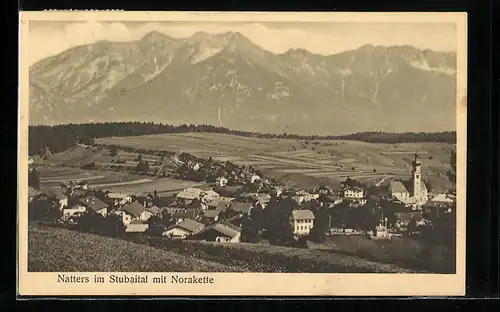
[35,165,208,196]
[28,223,420,273]
[28,223,243,272]
[96,133,455,191]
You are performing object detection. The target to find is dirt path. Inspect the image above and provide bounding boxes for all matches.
[90,178,152,188]
[40,175,105,183]
[375,175,392,187]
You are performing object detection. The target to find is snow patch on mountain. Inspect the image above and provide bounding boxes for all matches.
[410,60,456,76]
[191,48,223,64]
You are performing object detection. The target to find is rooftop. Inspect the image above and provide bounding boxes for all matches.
[120,201,145,218]
[291,209,315,220]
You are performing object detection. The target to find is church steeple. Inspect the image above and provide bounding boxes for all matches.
[412,153,422,197]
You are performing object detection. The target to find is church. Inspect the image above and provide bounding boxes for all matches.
[388,154,428,207]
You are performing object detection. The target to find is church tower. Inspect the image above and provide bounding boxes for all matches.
[412,153,422,198]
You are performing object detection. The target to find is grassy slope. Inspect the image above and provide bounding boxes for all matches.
[28,224,422,273]
[28,224,246,272]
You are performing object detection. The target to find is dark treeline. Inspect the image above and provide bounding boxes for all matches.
[28,122,456,156]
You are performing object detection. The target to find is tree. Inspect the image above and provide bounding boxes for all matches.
[136,160,150,174]
[110,146,118,157]
[102,214,125,237]
[407,218,418,235]
[147,215,166,237]
[28,168,40,190]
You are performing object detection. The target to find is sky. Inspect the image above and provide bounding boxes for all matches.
[28,21,457,66]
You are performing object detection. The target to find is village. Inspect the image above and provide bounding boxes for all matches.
[27,149,457,250]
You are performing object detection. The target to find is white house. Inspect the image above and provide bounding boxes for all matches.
[115,201,151,226]
[125,220,149,233]
[290,210,315,236]
[188,223,241,243]
[62,205,86,220]
[215,176,228,187]
[162,219,205,239]
[292,190,320,204]
[106,193,133,207]
[176,188,204,200]
[250,174,261,184]
[342,186,364,199]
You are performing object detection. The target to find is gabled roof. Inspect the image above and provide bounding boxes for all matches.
[192,223,241,239]
[291,209,315,220]
[431,193,454,203]
[202,210,220,218]
[107,193,131,199]
[229,202,252,214]
[167,219,205,233]
[125,221,149,233]
[176,188,204,200]
[390,181,409,194]
[78,196,108,212]
[146,206,163,215]
[119,201,145,218]
[201,190,219,198]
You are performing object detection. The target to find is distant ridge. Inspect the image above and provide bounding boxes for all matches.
[28,122,456,156]
[29,31,456,134]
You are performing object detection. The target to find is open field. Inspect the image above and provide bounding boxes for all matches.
[96,133,455,191]
[28,223,420,273]
[35,165,208,196]
[28,223,243,272]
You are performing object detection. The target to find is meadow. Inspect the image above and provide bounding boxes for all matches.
[28,223,243,272]
[96,133,455,191]
[28,223,419,273]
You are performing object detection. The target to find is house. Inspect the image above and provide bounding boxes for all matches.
[342,186,364,200]
[115,201,150,225]
[42,188,69,210]
[430,193,455,204]
[125,219,149,233]
[163,219,205,239]
[274,186,285,197]
[106,193,133,207]
[77,196,109,217]
[201,190,220,202]
[394,212,424,227]
[168,209,202,224]
[318,186,332,195]
[28,157,34,165]
[323,194,342,206]
[250,174,261,184]
[215,176,228,187]
[255,193,272,208]
[188,223,241,243]
[389,181,410,200]
[176,188,204,201]
[62,205,87,220]
[201,209,220,222]
[145,205,163,217]
[206,197,235,211]
[290,210,315,236]
[292,190,320,204]
[229,201,253,215]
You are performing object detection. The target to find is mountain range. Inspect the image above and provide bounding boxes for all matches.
[29,31,457,135]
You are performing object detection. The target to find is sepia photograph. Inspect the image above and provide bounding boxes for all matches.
[18,11,467,296]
